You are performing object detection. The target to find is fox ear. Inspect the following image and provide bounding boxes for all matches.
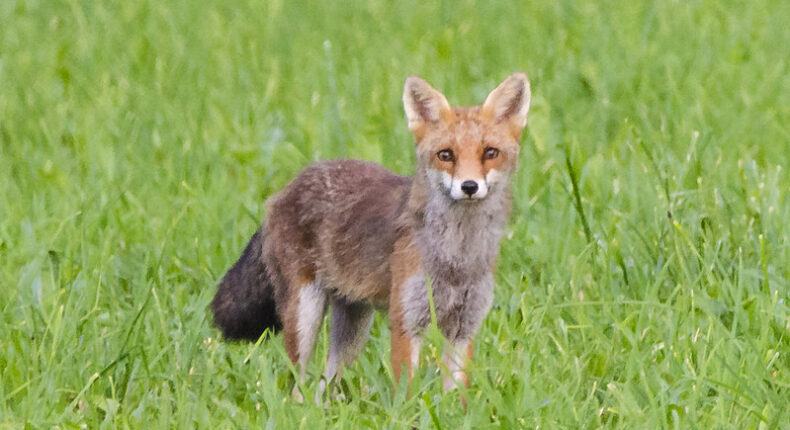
[481,73,531,138]
[403,76,452,137]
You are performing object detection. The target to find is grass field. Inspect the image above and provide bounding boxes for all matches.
[2,0,790,427]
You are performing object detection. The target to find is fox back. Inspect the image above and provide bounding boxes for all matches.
[211,73,531,402]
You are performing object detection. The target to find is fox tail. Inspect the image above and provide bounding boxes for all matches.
[210,227,282,341]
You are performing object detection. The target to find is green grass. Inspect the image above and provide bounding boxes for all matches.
[2,0,790,427]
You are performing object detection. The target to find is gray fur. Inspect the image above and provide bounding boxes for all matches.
[325,297,374,380]
[401,180,508,342]
[401,272,495,343]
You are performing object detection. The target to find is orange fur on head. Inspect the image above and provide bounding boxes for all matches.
[402,73,531,201]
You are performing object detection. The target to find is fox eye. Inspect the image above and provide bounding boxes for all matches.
[484,147,500,160]
[436,149,455,162]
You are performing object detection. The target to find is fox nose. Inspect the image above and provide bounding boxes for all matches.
[460,180,479,196]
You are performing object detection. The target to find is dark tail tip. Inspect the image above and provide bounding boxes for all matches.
[211,228,282,341]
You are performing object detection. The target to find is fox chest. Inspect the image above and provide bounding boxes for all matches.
[399,272,494,343]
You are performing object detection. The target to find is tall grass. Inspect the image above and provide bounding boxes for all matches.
[1,0,789,427]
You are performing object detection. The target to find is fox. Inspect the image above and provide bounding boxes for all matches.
[211,72,531,400]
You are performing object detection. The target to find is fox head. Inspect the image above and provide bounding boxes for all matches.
[403,73,530,202]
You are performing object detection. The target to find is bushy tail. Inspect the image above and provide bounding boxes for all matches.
[211,227,282,341]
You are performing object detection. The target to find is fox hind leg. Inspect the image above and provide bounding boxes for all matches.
[286,281,328,401]
[316,297,373,403]
[325,298,374,381]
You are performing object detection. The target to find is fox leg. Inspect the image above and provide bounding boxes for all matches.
[324,297,374,381]
[442,338,474,408]
[390,317,422,386]
[389,238,425,388]
[314,297,373,403]
[284,281,327,401]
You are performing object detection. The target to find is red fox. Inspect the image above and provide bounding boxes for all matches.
[211,73,531,399]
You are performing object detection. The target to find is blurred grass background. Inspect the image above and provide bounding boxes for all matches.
[2,0,790,427]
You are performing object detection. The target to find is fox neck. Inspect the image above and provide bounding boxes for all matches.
[405,170,511,286]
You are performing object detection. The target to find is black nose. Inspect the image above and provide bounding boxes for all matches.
[460,180,478,196]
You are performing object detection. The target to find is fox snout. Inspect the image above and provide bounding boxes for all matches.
[451,177,488,200]
[435,166,508,201]
[460,180,478,196]
[431,170,491,201]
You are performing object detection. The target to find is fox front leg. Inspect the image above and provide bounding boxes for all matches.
[388,237,426,389]
[442,338,474,408]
